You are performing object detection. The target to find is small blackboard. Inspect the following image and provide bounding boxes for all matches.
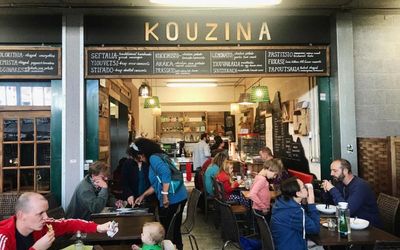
[0,47,61,79]
[85,46,329,78]
[266,48,328,74]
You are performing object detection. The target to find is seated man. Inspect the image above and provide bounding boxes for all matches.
[66,161,122,220]
[322,158,382,227]
[0,192,111,250]
[271,177,320,250]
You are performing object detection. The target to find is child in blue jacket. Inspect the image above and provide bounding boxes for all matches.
[271,177,320,250]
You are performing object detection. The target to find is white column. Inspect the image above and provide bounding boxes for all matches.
[61,14,84,208]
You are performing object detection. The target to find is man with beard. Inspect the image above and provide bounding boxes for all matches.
[322,158,382,227]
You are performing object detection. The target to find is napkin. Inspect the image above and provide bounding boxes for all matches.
[107,220,119,237]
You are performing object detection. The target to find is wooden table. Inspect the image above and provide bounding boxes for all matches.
[308,221,400,247]
[82,210,156,244]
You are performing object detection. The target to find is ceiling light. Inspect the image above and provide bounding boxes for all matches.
[250,86,270,102]
[138,81,151,97]
[144,96,160,108]
[166,82,217,87]
[238,93,254,105]
[150,0,281,7]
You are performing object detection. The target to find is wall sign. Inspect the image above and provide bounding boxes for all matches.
[85,14,330,45]
[0,47,61,79]
[85,46,329,78]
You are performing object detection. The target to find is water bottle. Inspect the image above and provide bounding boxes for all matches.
[75,230,84,250]
[337,202,351,238]
[244,170,253,190]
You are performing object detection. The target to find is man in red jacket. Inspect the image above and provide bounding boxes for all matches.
[0,192,112,250]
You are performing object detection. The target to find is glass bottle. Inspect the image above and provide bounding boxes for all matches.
[244,170,253,190]
[75,230,84,250]
[337,202,351,238]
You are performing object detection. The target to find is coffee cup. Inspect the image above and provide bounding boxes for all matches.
[236,176,242,182]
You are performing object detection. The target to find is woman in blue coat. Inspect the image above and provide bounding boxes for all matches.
[133,137,187,250]
[271,177,320,250]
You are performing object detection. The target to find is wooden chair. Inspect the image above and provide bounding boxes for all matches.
[181,188,201,250]
[377,193,400,235]
[253,210,275,250]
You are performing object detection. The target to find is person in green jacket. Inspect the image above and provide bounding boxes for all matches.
[66,161,123,220]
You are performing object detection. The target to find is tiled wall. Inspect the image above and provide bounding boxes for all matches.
[353,14,400,137]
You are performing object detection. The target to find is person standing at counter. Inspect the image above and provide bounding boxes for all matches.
[122,145,153,207]
[192,133,211,171]
[132,138,187,250]
[210,135,226,157]
[66,161,123,220]
[322,158,382,227]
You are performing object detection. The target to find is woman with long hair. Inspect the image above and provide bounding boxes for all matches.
[133,138,187,250]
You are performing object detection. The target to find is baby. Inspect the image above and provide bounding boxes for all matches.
[131,222,175,250]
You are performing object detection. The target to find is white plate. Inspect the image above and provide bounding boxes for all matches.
[321,222,329,228]
[116,208,133,213]
[350,218,369,230]
[316,204,336,214]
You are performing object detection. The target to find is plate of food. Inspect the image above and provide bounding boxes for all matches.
[316,204,336,214]
[350,217,369,230]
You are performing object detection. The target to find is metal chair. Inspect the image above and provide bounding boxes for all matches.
[373,240,400,250]
[377,193,400,235]
[215,199,241,249]
[203,175,215,221]
[166,204,182,242]
[181,188,201,250]
[253,210,275,250]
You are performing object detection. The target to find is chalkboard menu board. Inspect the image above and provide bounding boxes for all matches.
[85,46,329,78]
[0,47,61,79]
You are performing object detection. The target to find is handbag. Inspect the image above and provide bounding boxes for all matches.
[154,154,184,195]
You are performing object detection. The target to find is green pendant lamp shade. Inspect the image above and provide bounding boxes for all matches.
[250,86,270,102]
[144,96,160,108]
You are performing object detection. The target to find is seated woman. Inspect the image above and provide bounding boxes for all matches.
[204,152,228,196]
[270,177,320,250]
[249,159,284,223]
[215,160,248,207]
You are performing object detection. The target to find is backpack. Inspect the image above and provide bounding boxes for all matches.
[154,153,184,194]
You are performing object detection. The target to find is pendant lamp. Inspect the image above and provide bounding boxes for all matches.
[238,93,254,105]
[138,81,151,97]
[250,86,270,103]
[230,103,240,114]
[152,107,162,116]
[144,96,160,109]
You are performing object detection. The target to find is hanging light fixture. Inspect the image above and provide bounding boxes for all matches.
[138,80,151,97]
[152,107,162,116]
[250,85,270,103]
[144,96,160,108]
[230,103,240,114]
[238,93,254,105]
